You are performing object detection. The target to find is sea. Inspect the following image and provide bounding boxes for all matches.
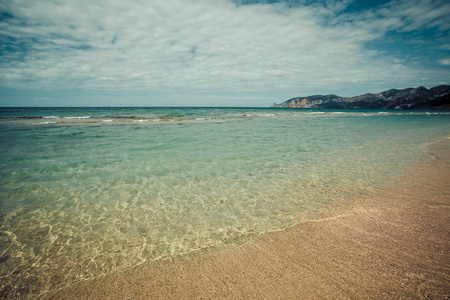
[0,107,449,297]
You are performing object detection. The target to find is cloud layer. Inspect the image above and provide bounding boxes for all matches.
[0,0,449,105]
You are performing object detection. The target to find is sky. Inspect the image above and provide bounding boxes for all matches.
[0,0,449,107]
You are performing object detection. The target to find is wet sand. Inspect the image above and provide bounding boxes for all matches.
[47,139,450,299]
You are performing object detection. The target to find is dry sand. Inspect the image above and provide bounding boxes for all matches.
[47,139,450,299]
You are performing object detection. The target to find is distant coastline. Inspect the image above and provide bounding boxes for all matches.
[273,85,450,110]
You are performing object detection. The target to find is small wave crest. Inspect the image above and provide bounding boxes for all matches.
[63,116,92,119]
[306,112,325,115]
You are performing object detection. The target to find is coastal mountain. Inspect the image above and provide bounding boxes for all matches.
[273,85,450,110]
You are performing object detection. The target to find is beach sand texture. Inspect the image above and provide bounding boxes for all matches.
[48,139,450,299]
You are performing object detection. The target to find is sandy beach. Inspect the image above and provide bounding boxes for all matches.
[47,139,450,299]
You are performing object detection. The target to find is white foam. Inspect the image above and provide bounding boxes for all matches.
[63,116,92,119]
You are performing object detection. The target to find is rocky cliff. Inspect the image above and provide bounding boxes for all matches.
[273,85,450,110]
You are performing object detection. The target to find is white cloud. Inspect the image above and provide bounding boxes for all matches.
[439,58,450,65]
[0,0,448,105]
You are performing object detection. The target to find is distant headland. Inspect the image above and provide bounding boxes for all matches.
[273,85,450,110]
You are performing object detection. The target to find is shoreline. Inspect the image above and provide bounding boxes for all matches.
[47,139,450,299]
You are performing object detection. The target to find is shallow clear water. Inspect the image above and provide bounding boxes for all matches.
[0,107,449,296]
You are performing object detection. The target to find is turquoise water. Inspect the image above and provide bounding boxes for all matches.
[1,107,449,296]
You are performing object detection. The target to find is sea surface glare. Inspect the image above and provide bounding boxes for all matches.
[0,107,449,297]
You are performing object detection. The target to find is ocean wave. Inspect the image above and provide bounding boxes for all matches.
[12,116,44,119]
[63,116,92,119]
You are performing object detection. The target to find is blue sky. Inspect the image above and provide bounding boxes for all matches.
[0,0,449,107]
